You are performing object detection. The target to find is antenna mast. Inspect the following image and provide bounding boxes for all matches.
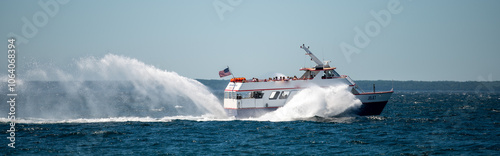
[300,44,324,67]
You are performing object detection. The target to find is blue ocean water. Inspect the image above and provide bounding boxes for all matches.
[1,86,499,155]
[1,55,499,155]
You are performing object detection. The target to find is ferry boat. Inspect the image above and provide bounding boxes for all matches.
[223,44,393,118]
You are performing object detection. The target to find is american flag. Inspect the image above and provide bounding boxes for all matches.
[219,67,232,78]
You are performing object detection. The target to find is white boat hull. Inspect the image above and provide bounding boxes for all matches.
[223,77,393,118]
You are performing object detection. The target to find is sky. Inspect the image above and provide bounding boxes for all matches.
[1,0,499,81]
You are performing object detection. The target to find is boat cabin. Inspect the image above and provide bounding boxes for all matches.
[299,66,341,80]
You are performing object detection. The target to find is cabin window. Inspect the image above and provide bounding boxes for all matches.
[269,91,281,100]
[236,92,253,99]
[279,91,290,99]
[324,70,336,78]
[224,92,237,99]
[251,91,264,99]
[351,88,359,94]
[236,93,242,99]
[226,91,263,99]
[238,92,249,99]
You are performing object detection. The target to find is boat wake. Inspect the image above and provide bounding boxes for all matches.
[0,54,227,122]
[254,85,362,122]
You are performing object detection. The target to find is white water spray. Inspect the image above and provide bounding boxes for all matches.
[1,54,226,121]
[256,85,362,121]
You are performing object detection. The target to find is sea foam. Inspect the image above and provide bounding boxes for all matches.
[255,85,362,121]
